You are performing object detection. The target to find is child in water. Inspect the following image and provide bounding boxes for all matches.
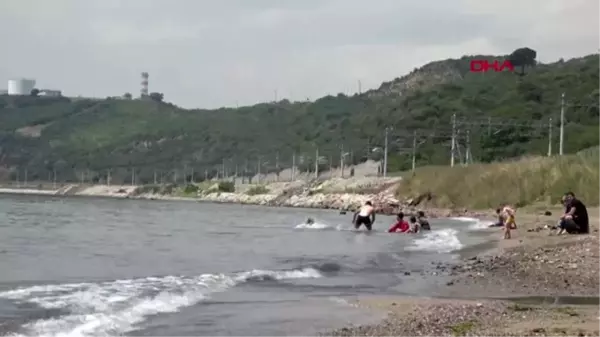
[409,216,420,233]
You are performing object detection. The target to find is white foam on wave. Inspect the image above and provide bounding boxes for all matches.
[450,216,494,230]
[0,268,322,337]
[406,228,464,253]
[294,222,333,230]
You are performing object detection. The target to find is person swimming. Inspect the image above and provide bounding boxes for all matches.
[353,201,375,231]
[305,217,315,225]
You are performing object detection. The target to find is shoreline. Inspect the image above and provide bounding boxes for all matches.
[0,182,490,219]
[326,205,600,336]
[3,184,598,335]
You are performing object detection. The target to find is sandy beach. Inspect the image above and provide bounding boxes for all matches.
[326,205,600,336]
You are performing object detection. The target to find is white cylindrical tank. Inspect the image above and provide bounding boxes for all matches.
[8,79,36,95]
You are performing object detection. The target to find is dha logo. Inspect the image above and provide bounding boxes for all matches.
[470,59,515,72]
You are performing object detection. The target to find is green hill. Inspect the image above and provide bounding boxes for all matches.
[0,49,598,184]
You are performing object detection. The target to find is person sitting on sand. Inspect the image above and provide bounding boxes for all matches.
[489,208,505,227]
[417,211,431,231]
[409,216,420,233]
[558,192,589,235]
[388,212,410,233]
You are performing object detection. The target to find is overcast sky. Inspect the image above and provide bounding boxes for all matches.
[0,0,598,109]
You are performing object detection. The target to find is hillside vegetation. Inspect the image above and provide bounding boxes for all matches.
[0,49,598,184]
[398,147,600,209]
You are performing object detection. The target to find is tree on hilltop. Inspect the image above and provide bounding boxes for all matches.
[509,47,537,76]
[149,92,164,102]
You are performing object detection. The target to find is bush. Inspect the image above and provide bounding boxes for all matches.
[132,183,177,195]
[132,184,161,195]
[183,184,199,194]
[217,181,235,192]
[246,185,269,195]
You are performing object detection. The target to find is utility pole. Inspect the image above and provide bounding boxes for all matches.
[53,168,57,189]
[559,92,565,156]
[548,117,553,156]
[383,127,391,177]
[487,116,492,136]
[131,168,135,186]
[465,130,471,166]
[411,131,417,173]
[274,89,278,102]
[275,152,280,182]
[244,159,249,184]
[314,147,319,179]
[340,144,345,178]
[222,158,226,180]
[191,168,194,183]
[358,80,362,94]
[257,156,262,183]
[329,156,333,175]
[204,169,208,181]
[153,169,157,184]
[107,169,111,186]
[291,152,296,181]
[450,113,457,167]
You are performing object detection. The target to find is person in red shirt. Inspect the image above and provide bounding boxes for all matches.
[388,212,410,233]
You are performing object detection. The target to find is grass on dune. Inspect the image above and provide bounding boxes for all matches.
[396,147,599,209]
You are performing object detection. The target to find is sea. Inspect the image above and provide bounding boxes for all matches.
[0,194,496,336]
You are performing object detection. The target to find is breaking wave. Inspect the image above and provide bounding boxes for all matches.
[450,216,494,230]
[406,228,464,253]
[0,268,322,337]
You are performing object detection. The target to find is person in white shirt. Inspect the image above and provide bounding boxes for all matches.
[352,201,375,231]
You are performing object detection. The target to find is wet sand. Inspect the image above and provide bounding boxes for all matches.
[325,297,599,336]
[325,205,600,336]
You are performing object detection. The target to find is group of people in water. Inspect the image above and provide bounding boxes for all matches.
[352,201,431,233]
[305,191,589,237]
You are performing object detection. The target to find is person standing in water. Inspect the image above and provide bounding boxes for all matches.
[417,211,431,231]
[409,216,420,233]
[353,201,376,231]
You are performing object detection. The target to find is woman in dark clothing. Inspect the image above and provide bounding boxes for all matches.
[417,211,431,230]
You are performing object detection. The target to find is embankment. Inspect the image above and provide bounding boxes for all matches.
[0,177,420,214]
[195,177,404,212]
[398,148,600,209]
